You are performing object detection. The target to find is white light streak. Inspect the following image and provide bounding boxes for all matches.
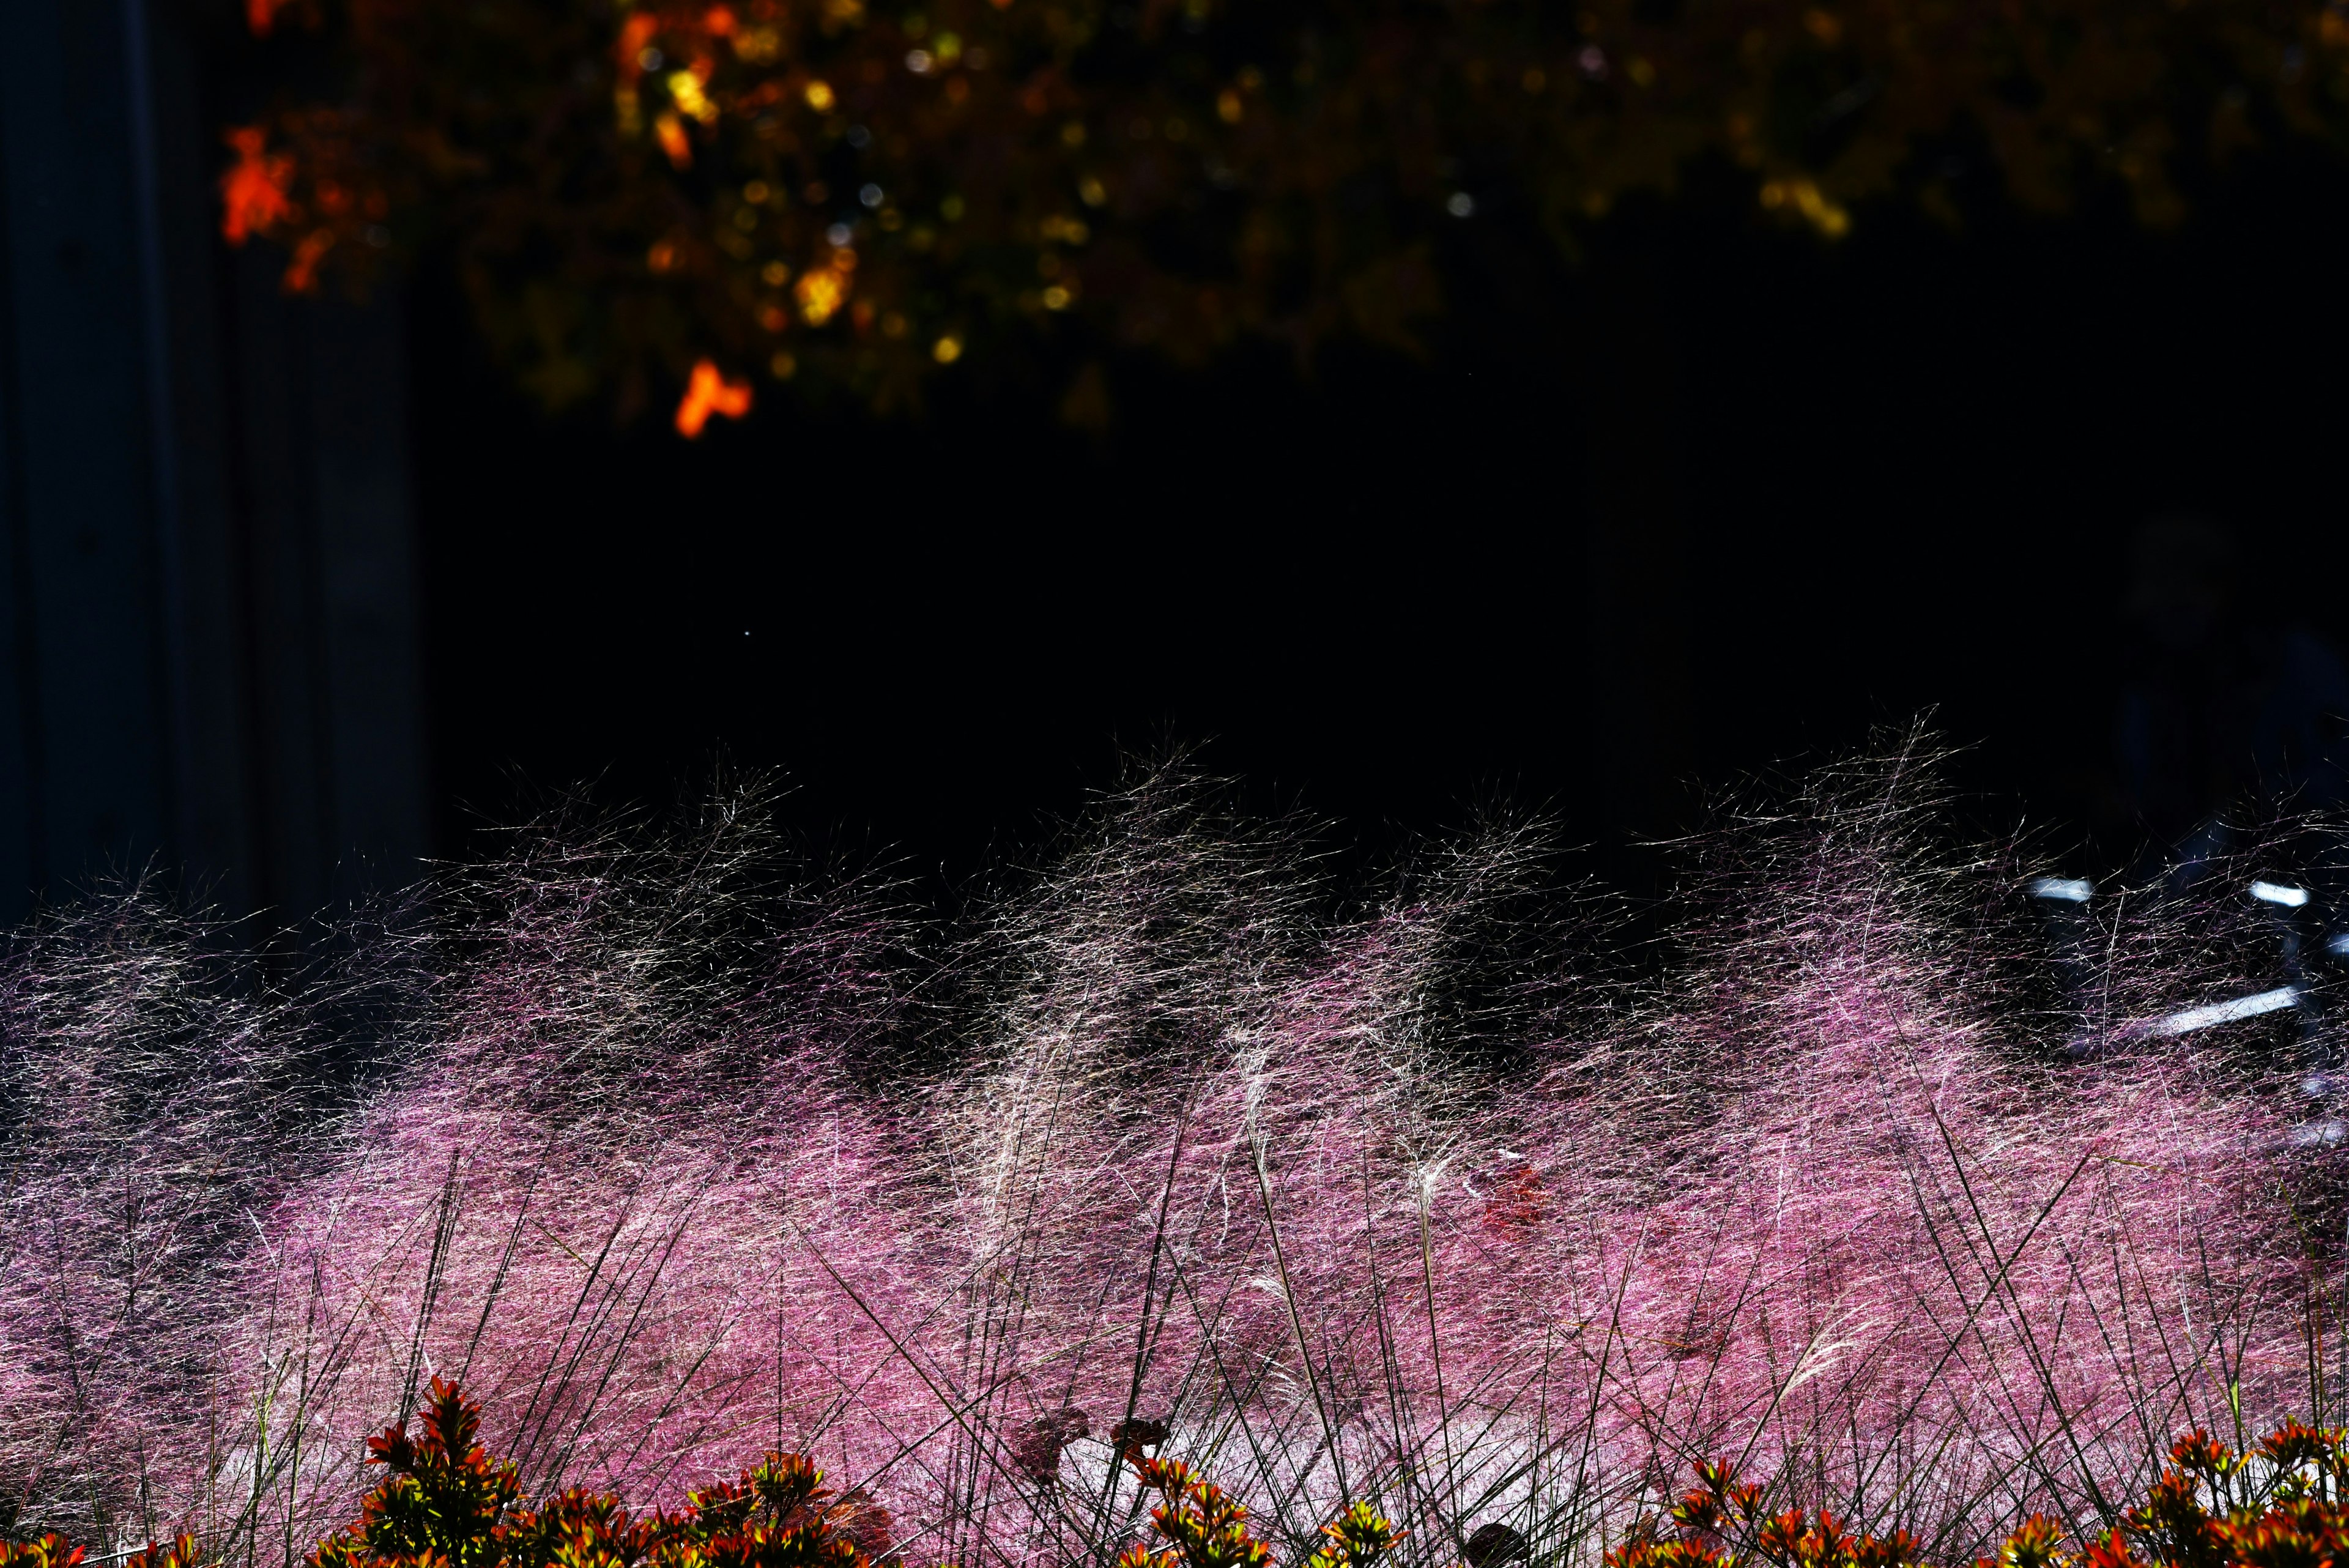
[2028,877,2093,904]
[2251,880,2310,908]
[2142,985,2303,1038]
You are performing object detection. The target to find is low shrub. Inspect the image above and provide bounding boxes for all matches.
[4,1384,1401,1568]
[17,1402,2349,1568]
[0,1534,202,1568]
[1119,1456,1397,1568]
[1609,1422,2349,1568]
[307,1380,871,1568]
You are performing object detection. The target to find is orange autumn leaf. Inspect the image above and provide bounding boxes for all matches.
[220,127,295,245]
[283,229,334,293]
[655,111,693,168]
[617,13,659,73]
[675,359,752,436]
[793,268,846,327]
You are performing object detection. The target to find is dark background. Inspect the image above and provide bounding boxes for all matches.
[410,144,2349,899]
[7,0,2348,925]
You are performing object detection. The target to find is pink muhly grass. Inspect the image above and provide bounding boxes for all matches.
[0,753,2336,1568]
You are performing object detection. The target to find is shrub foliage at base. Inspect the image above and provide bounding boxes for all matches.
[307,1380,867,1568]
[1610,1423,2349,1568]
[15,1385,2349,1568]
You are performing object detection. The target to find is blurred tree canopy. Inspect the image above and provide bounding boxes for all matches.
[223,0,2349,426]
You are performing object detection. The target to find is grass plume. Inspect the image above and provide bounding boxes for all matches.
[1,751,2336,1568]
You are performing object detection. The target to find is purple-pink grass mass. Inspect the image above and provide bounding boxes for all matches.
[1,752,2332,1568]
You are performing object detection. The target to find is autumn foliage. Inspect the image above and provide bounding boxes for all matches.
[212,0,2349,421]
[0,1529,202,1568]
[1606,1424,2349,1568]
[1,1380,1401,1568]
[305,1379,875,1568]
[17,1388,2349,1568]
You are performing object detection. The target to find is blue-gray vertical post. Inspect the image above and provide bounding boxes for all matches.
[0,0,431,927]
